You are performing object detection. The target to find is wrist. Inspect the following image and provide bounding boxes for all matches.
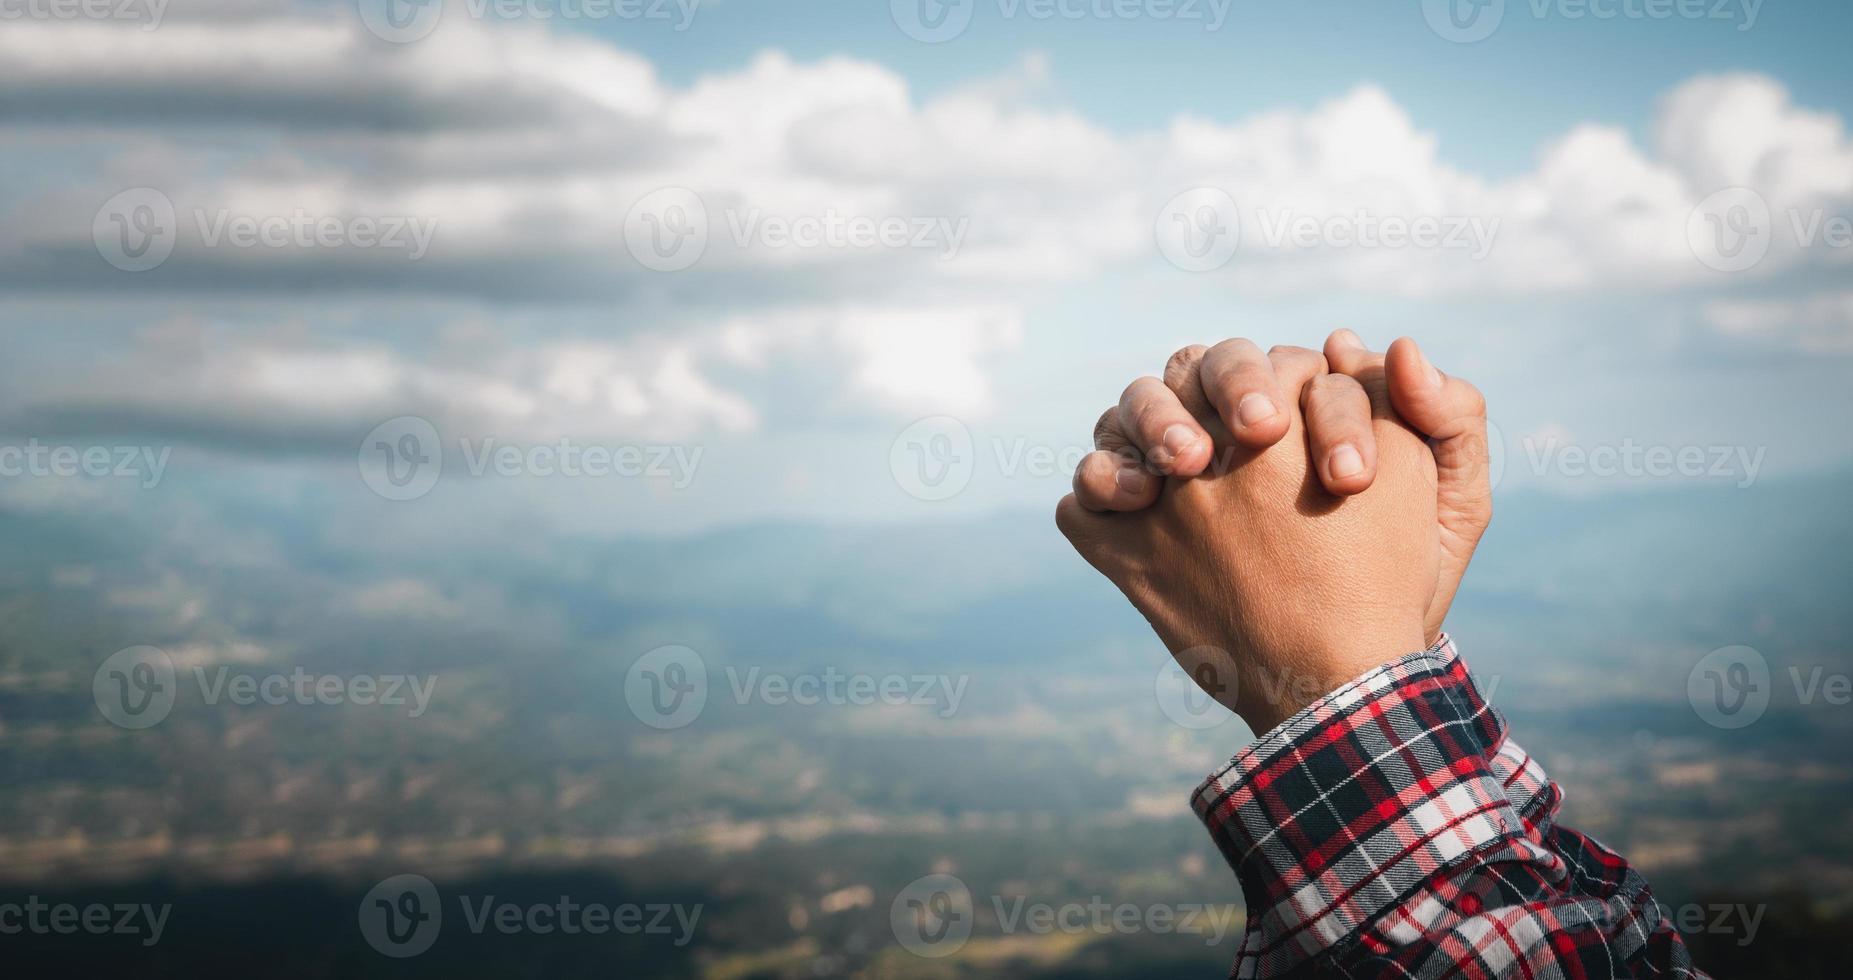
[1235,625,1428,734]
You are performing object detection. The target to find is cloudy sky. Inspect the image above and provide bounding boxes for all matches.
[2,0,1850,535]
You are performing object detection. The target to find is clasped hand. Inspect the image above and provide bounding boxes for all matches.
[1056,331,1493,734]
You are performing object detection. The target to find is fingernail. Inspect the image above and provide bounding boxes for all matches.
[1236,392,1278,428]
[1331,329,1364,349]
[1329,445,1364,479]
[1116,466,1150,495]
[1161,423,1201,460]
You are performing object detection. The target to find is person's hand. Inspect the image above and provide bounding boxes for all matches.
[1321,331,1493,643]
[1066,338,1388,501]
[1055,341,1441,733]
[1069,330,1492,644]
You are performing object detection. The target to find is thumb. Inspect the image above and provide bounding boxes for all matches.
[1384,337,1491,499]
[1384,337,1493,638]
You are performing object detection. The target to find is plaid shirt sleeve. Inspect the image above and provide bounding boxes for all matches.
[1191,636,1710,979]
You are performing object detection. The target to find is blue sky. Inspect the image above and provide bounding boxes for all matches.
[579,0,1853,172]
[0,0,1849,534]
[5,10,1852,949]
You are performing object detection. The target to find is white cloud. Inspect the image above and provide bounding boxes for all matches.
[345,578,465,619]
[1704,291,1853,352]
[832,307,1023,416]
[2,7,1850,449]
[1654,72,1853,204]
[10,14,1847,300]
[5,320,757,445]
[724,306,1026,417]
[534,342,758,437]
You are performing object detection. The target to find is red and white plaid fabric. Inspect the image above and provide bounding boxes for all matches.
[1193,637,1709,979]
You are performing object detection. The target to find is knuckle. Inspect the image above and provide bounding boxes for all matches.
[1163,347,1207,390]
[1127,397,1161,433]
[1077,450,1117,484]
[1126,391,1174,434]
[1268,345,1327,375]
[1205,373,1245,409]
[1460,380,1487,416]
[1054,495,1085,538]
[1165,345,1207,374]
[1092,407,1121,445]
[1209,337,1260,359]
[1309,372,1362,395]
[1119,377,1148,406]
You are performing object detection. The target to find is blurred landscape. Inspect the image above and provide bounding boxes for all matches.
[2,468,1848,976]
[6,1,1853,975]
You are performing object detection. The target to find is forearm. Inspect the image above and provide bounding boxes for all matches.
[1195,638,1708,979]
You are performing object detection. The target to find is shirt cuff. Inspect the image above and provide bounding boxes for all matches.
[1190,636,1525,974]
